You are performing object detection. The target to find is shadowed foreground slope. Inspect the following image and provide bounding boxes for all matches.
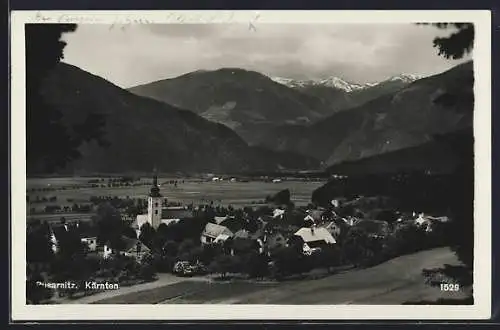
[88,247,469,305]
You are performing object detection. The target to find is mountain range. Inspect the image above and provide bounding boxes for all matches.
[258,61,474,166]
[128,68,329,145]
[129,70,422,145]
[37,60,473,175]
[270,74,421,92]
[269,74,422,116]
[37,63,319,175]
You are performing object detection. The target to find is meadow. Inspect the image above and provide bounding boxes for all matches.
[26,176,324,210]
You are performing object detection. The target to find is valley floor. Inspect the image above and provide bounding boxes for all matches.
[63,247,470,305]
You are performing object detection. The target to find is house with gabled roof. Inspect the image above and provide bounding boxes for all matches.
[201,222,233,245]
[294,226,336,255]
[100,235,151,260]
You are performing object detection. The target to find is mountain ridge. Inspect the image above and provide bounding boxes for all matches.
[128,68,333,144]
[257,61,474,166]
[269,73,422,92]
[35,62,319,175]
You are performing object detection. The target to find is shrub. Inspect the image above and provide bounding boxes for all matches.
[243,252,269,278]
[270,246,311,279]
[208,254,242,279]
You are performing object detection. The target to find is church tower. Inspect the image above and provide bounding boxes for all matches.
[147,171,163,229]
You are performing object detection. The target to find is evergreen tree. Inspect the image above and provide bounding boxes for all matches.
[25,24,107,174]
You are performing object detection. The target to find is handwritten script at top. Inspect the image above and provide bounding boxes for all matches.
[30,11,256,28]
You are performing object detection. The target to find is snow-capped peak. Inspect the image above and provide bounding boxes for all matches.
[317,77,364,92]
[270,76,366,92]
[270,73,423,92]
[386,74,422,83]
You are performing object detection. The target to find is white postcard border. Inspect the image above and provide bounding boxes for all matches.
[10,10,492,321]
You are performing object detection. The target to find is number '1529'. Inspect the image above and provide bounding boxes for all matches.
[440,283,460,291]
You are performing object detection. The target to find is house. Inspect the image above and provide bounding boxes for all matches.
[413,213,450,232]
[323,221,342,240]
[201,222,233,245]
[294,226,336,255]
[101,236,151,260]
[81,236,98,252]
[304,209,324,224]
[273,208,285,220]
[214,215,230,224]
[342,216,360,227]
[161,206,194,223]
[234,229,250,239]
[260,232,288,255]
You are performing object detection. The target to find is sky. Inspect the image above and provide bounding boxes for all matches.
[61,23,471,88]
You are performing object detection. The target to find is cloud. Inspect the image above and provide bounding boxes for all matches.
[61,23,471,88]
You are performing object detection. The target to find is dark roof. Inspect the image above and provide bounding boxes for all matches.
[162,207,193,219]
[307,240,330,249]
[108,235,151,253]
[220,217,247,233]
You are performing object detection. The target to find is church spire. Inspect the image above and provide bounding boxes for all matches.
[149,167,161,197]
[153,166,158,186]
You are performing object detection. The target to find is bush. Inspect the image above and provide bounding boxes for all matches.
[243,252,269,278]
[138,263,156,281]
[341,227,385,267]
[208,254,242,279]
[386,223,428,256]
[270,246,311,279]
[26,273,53,304]
[313,245,342,273]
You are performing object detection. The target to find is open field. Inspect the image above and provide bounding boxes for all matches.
[77,247,469,305]
[27,177,324,208]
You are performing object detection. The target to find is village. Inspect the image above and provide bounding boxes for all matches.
[26,172,454,304]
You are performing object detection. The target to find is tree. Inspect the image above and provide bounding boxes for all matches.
[271,246,310,279]
[199,243,223,265]
[424,23,474,273]
[178,239,196,257]
[93,203,124,248]
[139,222,156,249]
[387,223,428,256]
[25,24,108,174]
[162,240,179,257]
[422,23,474,60]
[26,224,54,264]
[26,271,53,304]
[341,228,371,267]
[314,245,342,273]
[208,254,241,279]
[56,228,87,260]
[243,252,269,279]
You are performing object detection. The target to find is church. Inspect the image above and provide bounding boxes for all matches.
[133,173,194,236]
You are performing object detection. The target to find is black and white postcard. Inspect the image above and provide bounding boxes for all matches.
[10,10,492,321]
